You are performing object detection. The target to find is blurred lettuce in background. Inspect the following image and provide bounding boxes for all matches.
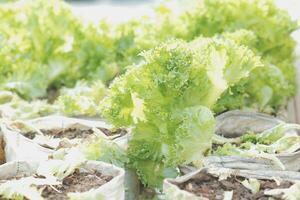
[0,0,297,116]
[0,0,117,99]
[112,0,298,113]
[182,0,298,113]
[55,80,106,116]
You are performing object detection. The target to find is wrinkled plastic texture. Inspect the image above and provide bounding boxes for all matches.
[27,116,112,131]
[163,167,300,200]
[67,161,125,200]
[207,110,300,171]
[0,161,125,200]
[216,110,289,137]
[9,116,113,149]
[1,123,53,162]
[0,161,39,180]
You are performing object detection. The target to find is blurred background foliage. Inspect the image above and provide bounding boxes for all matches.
[0,0,298,118]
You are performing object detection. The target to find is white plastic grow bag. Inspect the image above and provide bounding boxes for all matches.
[1,117,129,199]
[0,160,125,200]
[215,110,294,137]
[163,167,300,200]
[0,122,53,162]
[0,161,39,180]
[27,115,112,131]
[67,161,125,200]
[206,110,300,171]
[7,116,115,150]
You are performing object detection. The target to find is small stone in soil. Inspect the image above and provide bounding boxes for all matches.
[40,169,113,200]
[177,173,292,200]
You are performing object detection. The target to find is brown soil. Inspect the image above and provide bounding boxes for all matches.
[0,170,112,200]
[177,173,292,200]
[99,128,127,137]
[24,128,94,140]
[40,169,113,200]
[138,185,157,200]
[46,87,60,103]
[24,128,126,140]
[0,137,5,165]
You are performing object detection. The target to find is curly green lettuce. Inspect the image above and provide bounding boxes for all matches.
[101,37,262,187]
[181,0,298,112]
[213,29,295,113]
[55,80,106,117]
[0,0,117,99]
[0,80,106,119]
[112,4,186,69]
[82,135,128,168]
[114,0,297,113]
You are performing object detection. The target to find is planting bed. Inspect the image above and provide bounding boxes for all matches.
[40,169,113,200]
[206,111,300,172]
[177,173,292,200]
[0,161,125,200]
[0,170,113,200]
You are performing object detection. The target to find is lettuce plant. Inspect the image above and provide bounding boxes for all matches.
[55,80,106,117]
[101,37,262,187]
[0,0,116,99]
[181,0,298,112]
[114,0,298,113]
[83,135,128,168]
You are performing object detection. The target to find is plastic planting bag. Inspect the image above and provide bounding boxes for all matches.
[206,110,300,171]
[0,160,125,200]
[0,161,39,180]
[0,117,127,199]
[0,122,53,162]
[215,110,294,137]
[66,161,125,200]
[27,116,112,131]
[163,167,300,200]
[7,116,124,150]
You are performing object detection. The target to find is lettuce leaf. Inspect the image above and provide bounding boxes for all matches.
[102,37,261,187]
[82,136,128,168]
[114,0,298,113]
[55,80,106,117]
[0,0,116,99]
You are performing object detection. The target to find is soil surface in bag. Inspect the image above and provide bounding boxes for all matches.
[177,173,292,200]
[24,128,127,140]
[40,169,113,200]
[0,137,5,164]
[0,169,113,200]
